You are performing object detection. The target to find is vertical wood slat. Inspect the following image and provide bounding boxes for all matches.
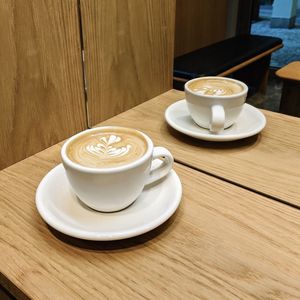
[174,0,229,57]
[80,0,176,126]
[0,0,87,169]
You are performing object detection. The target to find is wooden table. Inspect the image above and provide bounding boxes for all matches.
[1,90,300,299]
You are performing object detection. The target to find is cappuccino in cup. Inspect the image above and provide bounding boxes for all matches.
[67,127,147,168]
[188,78,243,96]
[61,126,174,212]
[185,77,248,133]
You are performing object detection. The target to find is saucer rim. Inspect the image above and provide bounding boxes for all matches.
[165,100,266,142]
[36,164,182,241]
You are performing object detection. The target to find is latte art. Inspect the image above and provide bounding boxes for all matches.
[86,135,132,158]
[188,79,243,96]
[67,128,147,168]
[195,86,229,96]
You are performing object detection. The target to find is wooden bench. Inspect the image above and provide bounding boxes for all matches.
[173,34,283,95]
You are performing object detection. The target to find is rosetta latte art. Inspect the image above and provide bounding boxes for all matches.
[86,135,132,158]
[67,128,147,168]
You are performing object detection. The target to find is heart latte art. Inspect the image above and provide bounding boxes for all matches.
[67,128,147,168]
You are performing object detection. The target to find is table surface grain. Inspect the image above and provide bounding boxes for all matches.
[1,90,300,299]
[99,89,300,207]
[1,141,300,299]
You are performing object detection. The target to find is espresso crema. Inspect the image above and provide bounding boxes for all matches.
[67,128,147,168]
[188,79,243,96]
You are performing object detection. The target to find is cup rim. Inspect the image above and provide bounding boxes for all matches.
[184,76,248,99]
[61,126,153,174]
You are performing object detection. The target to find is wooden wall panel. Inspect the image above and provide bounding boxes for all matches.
[0,0,87,169]
[80,0,175,126]
[175,0,229,57]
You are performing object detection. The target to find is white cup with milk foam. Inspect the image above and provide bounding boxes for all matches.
[185,76,248,133]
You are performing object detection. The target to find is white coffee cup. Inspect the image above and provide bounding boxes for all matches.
[61,126,174,212]
[185,76,248,133]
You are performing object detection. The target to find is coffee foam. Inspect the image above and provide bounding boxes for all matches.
[67,128,147,168]
[188,79,243,96]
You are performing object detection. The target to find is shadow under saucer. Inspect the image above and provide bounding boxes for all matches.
[47,210,179,251]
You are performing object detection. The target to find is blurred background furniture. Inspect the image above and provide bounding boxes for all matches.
[276,61,300,117]
[173,34,282,94]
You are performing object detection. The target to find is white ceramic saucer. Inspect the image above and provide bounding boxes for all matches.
[165,100,266,142]
[36,164,182,241]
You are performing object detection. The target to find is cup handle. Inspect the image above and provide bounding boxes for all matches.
[145,147,174,185]
[210,105,225,133]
